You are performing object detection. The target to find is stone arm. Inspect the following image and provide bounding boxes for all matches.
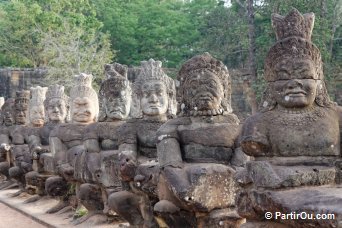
[27,135,49,160]
[0,133,11,156]
[49,136,68,169]
[156,120,183,168]
[239,113,270,157]
[84,139,101,153]
[0,130,12,164]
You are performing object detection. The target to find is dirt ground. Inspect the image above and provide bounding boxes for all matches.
[0,202,47,228]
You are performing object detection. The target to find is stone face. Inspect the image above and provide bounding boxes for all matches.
[154,53,243,227]
[237,9,342,227]
[14,90,30,125]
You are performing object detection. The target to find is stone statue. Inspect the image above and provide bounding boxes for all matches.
[237,9,342,227]
[0,98,15,189]
[9,86,47,198]
[73,63,132,225]
[107,59,177,227]
[45,74,98,214]
[153,53,245,227]
[7,90,32,196]
[25,85,69,202]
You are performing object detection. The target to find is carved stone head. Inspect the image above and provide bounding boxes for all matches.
[29,86,48,127]
[14,90,30,125]
[44,85,69,124]
[131,59,176,119]
[99,63,131,121]
[261,9,332,111]
[70,73,99,124]
[1,98,15,126]
[178,53,232,116]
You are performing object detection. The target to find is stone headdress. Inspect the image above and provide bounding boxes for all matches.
[261,9,332,111]
[130,59,177,118]
[98,63,131,121]
[15,90,30,111]
[29,86,48,108]
[178,52,232,115]
[44,84,70,122]
[29,86,48,125]
[70,73,99,121]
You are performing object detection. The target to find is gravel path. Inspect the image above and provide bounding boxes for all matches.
[0,202,47,228]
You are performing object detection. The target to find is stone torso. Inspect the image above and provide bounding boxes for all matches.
[53,123,88,149]
[84,121,125,150]
[243,106,340,157]
[163,114,240,164]
[120,119,166,159]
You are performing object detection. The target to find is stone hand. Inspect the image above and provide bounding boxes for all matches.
[32,146,48,159]
[119,153,137,182]
[0,143,11,152]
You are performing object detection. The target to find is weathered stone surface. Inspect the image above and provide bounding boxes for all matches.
[108,59,176,228]
[155,53,243,227]
[238,186,342,228]
[237,9,342,227]
[246,161,336,188]
[45,74,98,214]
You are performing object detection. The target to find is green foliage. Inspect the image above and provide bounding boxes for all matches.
[92,0,217,68]
[0,0,113,88]
[199,0,341,99]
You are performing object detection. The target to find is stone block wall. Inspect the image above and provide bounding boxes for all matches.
[0,68,47,99]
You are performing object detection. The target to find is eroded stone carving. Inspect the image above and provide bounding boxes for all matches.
[237,9,342,227]
[153,53,244,227]
[107,59,176,227]
[25,85,69,201]
[29,86,48,127]
[0,98,15,189]
[74,63,132,224]
[45,74,98,214]
[7,91,32,196]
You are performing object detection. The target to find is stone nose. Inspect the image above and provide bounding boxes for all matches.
[148,94,158,103]
[287,79,303,89]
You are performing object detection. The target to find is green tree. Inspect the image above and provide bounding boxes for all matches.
[93,0,217,68]
[0,0,113,87]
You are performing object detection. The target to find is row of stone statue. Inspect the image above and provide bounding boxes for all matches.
[0,9,341,228]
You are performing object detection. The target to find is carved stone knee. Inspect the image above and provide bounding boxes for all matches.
[108,191,143,225]
[0,161,10,178]
[9,166,24,182]
[78,183,103,211]
[45,176,68,197]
